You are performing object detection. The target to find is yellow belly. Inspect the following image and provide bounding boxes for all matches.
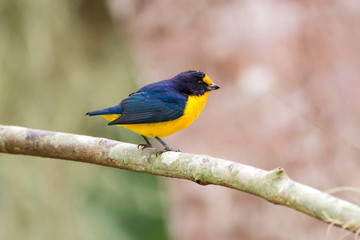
[101,92,209,138]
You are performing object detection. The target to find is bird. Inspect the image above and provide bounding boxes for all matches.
[86,70,220,154]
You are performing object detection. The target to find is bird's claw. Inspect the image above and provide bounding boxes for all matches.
[137,144,152,150]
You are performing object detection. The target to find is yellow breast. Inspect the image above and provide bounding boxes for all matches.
[101,92,209,138]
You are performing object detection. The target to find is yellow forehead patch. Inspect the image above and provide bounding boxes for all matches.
[203,74,213,85]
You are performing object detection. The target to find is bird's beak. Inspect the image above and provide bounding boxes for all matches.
[206,83,220,91]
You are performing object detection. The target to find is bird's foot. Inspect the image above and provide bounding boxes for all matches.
[137,144,152,150]
[155,148,181,156]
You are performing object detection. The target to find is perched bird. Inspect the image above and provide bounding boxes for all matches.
[86,70,219,153]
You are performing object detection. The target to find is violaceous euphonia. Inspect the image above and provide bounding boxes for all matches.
[86,70,219,153]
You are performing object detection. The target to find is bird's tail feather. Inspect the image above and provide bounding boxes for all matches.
[86,105,123,116]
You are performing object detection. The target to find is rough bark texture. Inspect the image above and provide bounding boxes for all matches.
[0,124,359,233]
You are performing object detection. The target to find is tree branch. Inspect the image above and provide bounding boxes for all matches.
[0,124,359,233]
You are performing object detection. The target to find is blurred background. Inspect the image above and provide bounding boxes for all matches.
[1,0,360,239]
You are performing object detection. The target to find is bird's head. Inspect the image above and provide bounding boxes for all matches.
[173,70,220,96]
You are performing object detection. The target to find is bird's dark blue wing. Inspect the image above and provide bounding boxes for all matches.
[108,91,187,125]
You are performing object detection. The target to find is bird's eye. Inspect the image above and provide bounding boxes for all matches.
[198,81,204,85]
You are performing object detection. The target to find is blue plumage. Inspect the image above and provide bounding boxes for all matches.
[86,75,190,124]
[108,87,187,125]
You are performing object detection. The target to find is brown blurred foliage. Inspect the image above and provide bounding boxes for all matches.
[107,0,360,239]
